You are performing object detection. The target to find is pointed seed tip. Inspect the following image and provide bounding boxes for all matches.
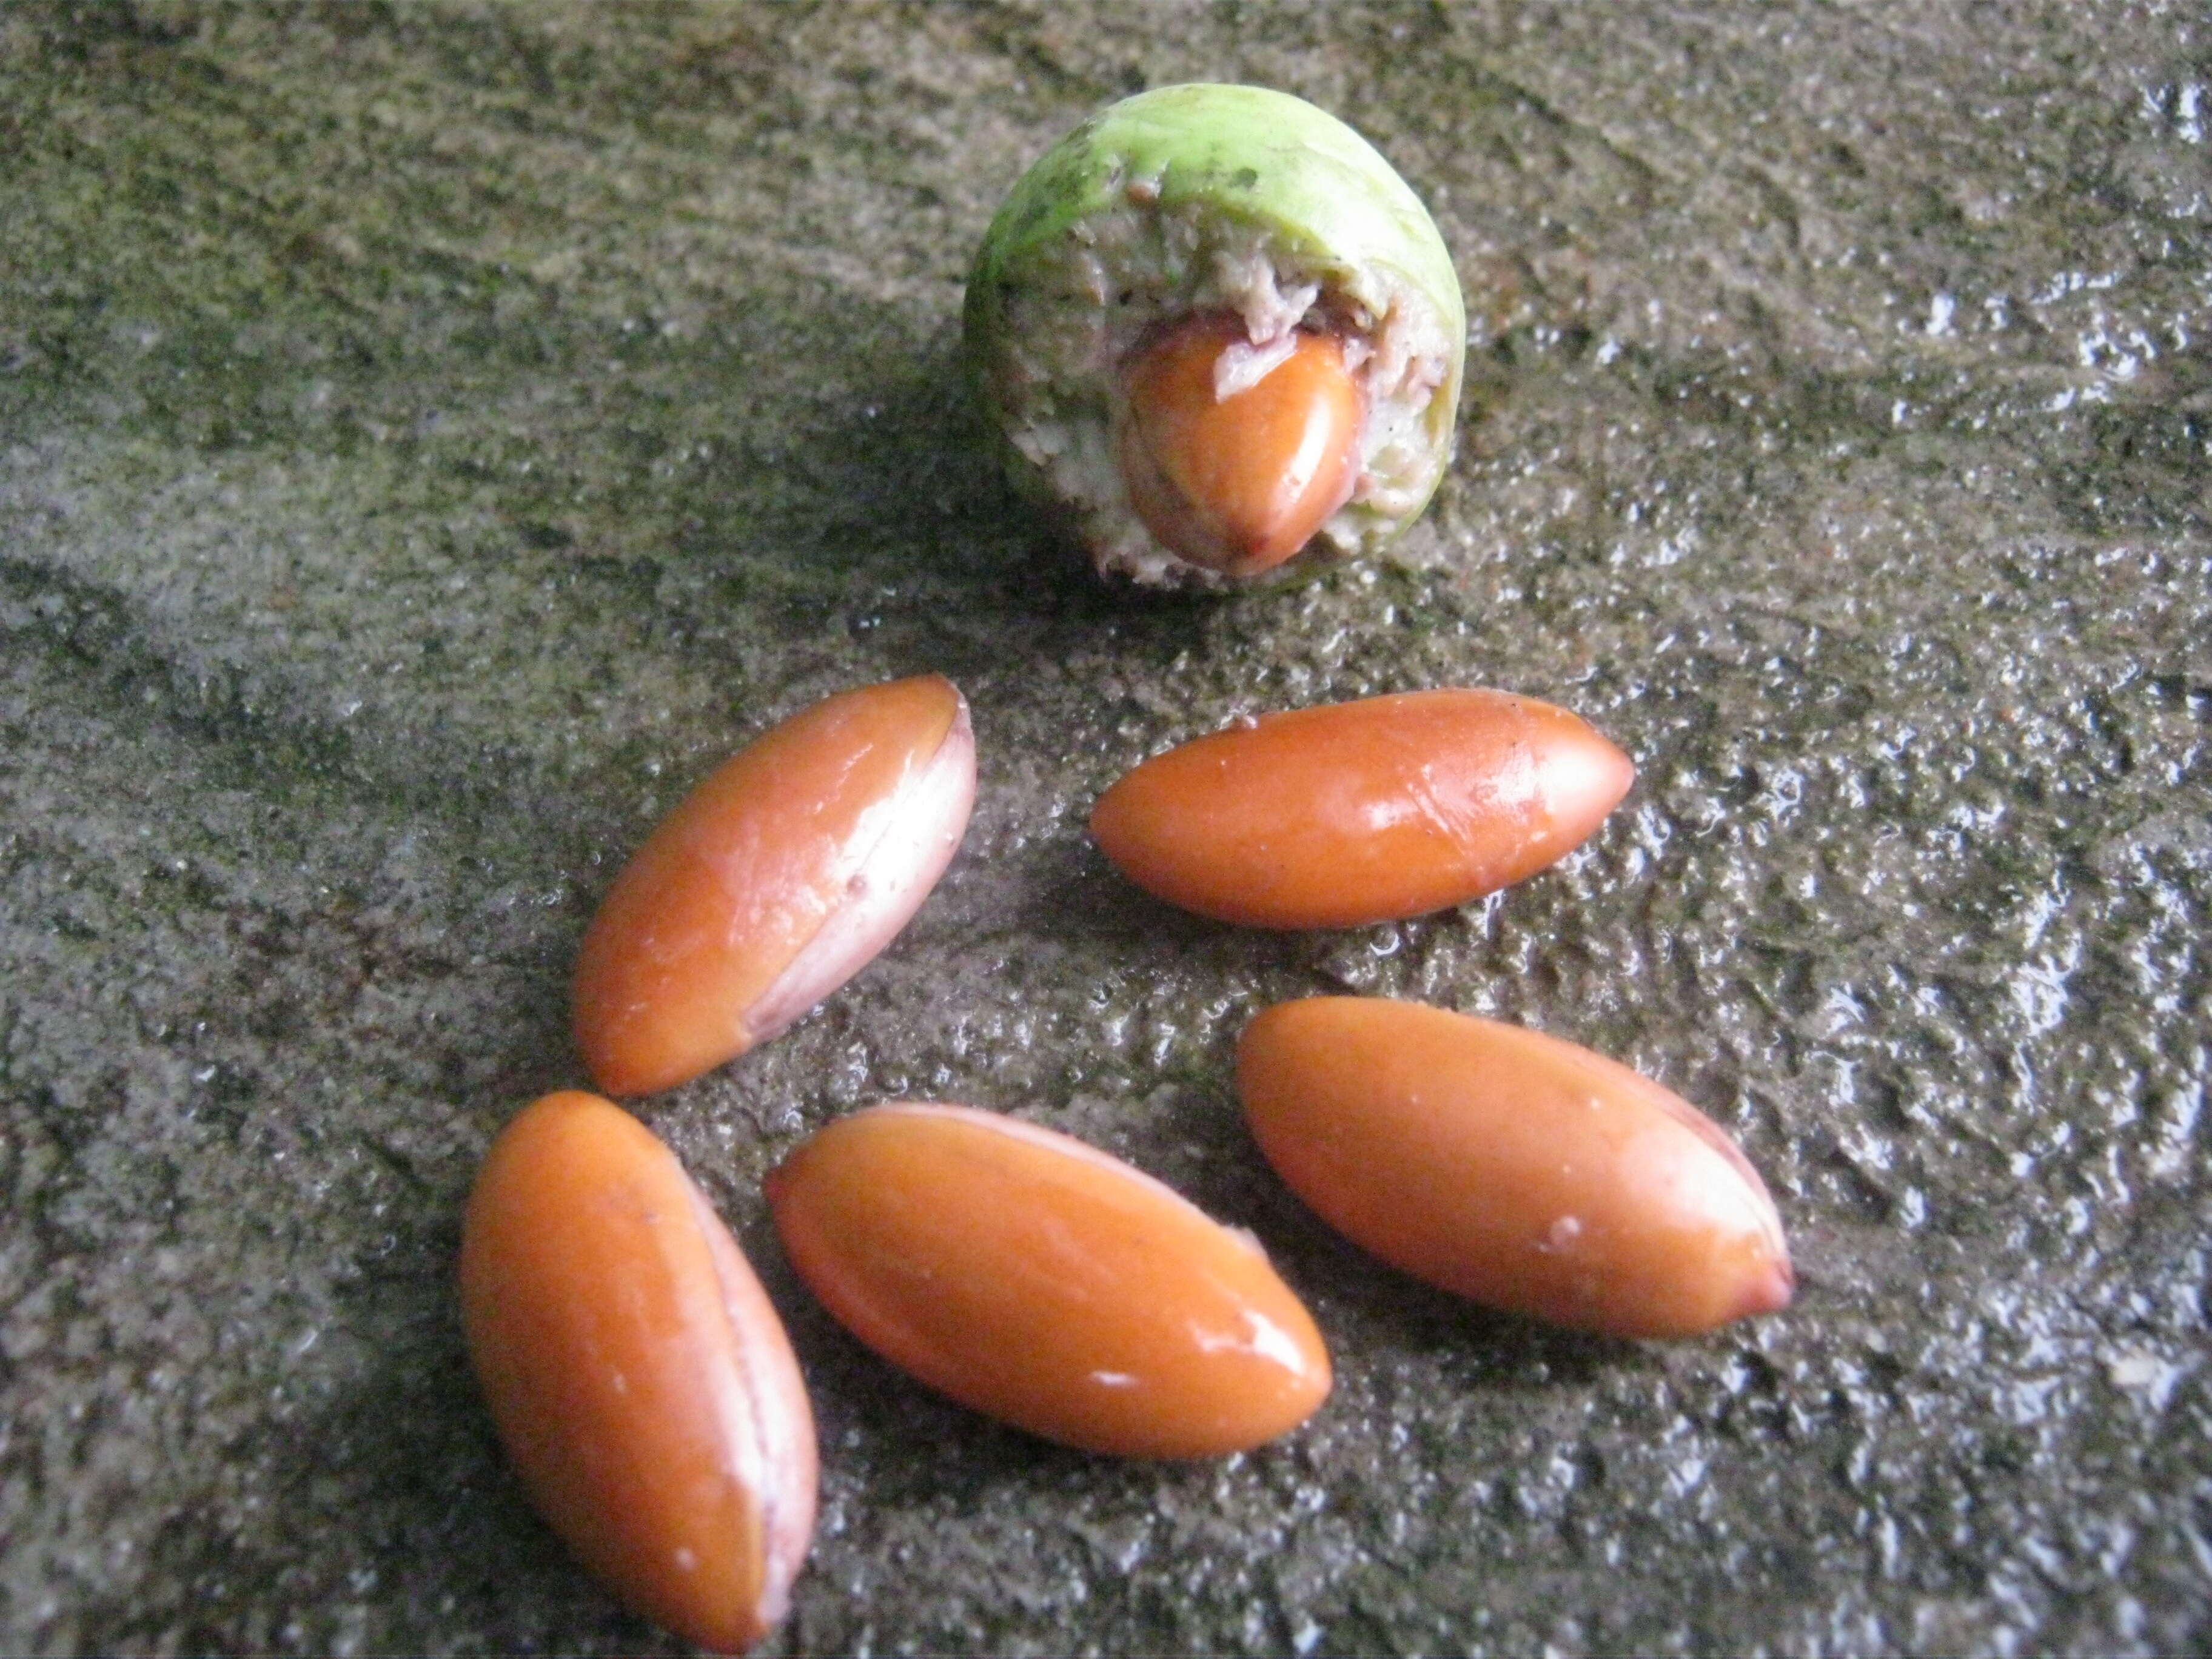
[1744,1252,1797,1319]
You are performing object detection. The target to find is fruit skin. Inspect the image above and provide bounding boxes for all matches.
[459,1091,818,1654]
[1090,688,1634,929]
[1237,999,1794,1339]
[573,675,975,1097]
[766,1102,1332,1458]
[968,85,1463,337]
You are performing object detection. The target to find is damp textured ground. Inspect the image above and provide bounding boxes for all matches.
[1,3,2208,1654]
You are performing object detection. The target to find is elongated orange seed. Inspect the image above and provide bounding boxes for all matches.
[1117,313,1363,577]
[1238,999,1794,1339]
[767,1102,1332,1458]
[1090,688,1634,929]
[573,675,975,1096]
[460,1091,817,1654]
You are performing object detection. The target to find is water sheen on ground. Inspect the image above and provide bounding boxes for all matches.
[1,4,2205,1654]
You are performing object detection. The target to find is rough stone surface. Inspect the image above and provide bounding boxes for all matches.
[2,3,2207,1654]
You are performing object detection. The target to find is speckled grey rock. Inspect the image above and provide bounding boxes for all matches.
[2,3,2207,1654]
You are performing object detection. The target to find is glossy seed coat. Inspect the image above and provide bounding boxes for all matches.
[460,1091,817,1654]
[1118,314,1364,577]
[1090,688,1634,929]
[1238,999,1794,1339]
[574,675,975,1096]
[766,1102,1332,1458]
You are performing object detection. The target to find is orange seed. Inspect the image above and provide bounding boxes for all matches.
[1116,313,1363,577]
[572,675,975,1096]
[766,1102,1332,1458]
[1090,688,1634,929]
[459,1091,817,1654]
[1238,999,1794,1339]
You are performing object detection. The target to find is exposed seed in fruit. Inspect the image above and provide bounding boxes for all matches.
[573,675,976,1096]
[1237,999,1794,1339]
[459,1091,817,1654]
[1116,313,1364,577]
[965,83,1466,586]
[1090,688,1634,929]
[766,1102,1332,1458]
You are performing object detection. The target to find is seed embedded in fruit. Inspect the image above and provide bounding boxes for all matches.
[964,82,1467,586]
[573,675,976,1096]
[766,1102,1332,1458]
[1090,688,1635,929]
[1237,998,1794,1339]
[1116,313,1364,577]
[459,1091,817,1654]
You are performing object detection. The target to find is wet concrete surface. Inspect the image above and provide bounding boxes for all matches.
[2,2,2208,1653]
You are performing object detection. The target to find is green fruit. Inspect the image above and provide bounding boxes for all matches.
[967,84,1466,585]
